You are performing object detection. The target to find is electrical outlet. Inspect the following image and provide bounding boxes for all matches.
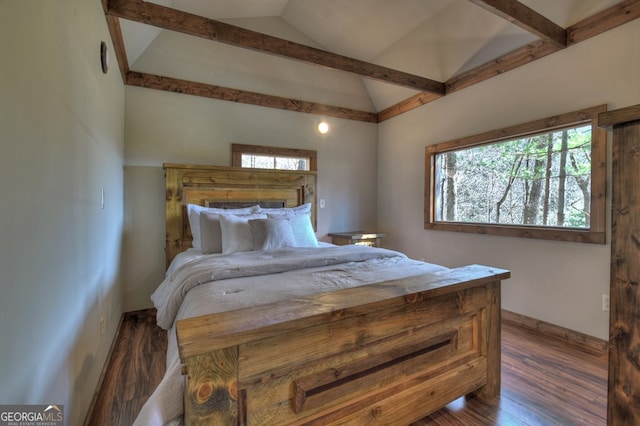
[319,199,326,208]
[100,316,106,335]
[602,294,610,312]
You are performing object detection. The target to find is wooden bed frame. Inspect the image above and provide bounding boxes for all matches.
[164,163,317,268]
[164,163,510,425]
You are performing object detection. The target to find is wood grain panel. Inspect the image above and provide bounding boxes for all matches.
[183,348,240,425]
[300,357,488,426]
[127,71,378,123]
[236,299,481,382]
[608,111,640,425]
[567,0,640,45]
[104,15,128,82]
[86,310,608,426]
[291,330,458,414]
[176,265,506,424]
[378,92,442,122]
[599,104,640,129]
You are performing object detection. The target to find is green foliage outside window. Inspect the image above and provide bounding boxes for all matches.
[435,125,591,228]
[425,105,606,244]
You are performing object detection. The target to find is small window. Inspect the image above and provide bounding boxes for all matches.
[232,144,317,171]
[425,105,607,243]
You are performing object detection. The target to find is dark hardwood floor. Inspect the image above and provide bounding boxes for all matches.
[86,310,608,425]
[86,310,167,426]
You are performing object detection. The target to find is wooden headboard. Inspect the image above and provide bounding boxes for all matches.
[164,163,317,266]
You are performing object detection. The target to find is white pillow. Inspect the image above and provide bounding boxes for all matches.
[219,213,267,254]
[264,219,297,250]
[200,211,263,254]
[250,218,297,250]
[249,214,318,250]
[288,214,319,247]
[187,204,259,250]
[260,202,312,217]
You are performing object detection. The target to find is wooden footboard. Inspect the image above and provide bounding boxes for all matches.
[176,265,509,425]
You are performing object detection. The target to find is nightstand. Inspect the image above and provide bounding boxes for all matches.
[328,231,386,247]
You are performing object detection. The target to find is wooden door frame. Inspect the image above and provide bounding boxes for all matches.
[598,104,640,425]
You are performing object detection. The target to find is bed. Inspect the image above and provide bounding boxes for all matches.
[134,163,510,425]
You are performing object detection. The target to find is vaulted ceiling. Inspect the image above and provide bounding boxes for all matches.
[103,0,639,122]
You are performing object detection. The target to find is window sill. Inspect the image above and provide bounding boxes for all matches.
[425,221,605,244]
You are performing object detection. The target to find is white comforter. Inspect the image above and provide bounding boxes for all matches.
[134,245,447,425]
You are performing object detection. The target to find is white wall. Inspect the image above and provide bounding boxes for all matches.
[378,20,640,340]
[123,87,378,310]
[0,1,125,424]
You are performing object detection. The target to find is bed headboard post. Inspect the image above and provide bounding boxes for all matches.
[165,166,185,267]
[163,163,318,267]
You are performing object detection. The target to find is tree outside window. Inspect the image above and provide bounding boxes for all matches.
[425,105,606,244]
[241,153,308,171]
[232,143,317,171]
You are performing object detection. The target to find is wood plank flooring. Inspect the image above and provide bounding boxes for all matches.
[85,310,167,426]
[86,309,608,425]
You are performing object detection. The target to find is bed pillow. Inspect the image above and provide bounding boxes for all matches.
[248,218,268,250]
[200,211,263,254]
[259,202,312,217]
[288,213,319,247]
[249,218,297,250]
[187,204,259,250]
[219,213,267,254]
[249,215,318,250]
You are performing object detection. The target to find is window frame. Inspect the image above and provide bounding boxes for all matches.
[424,105,607,244]
[232,143,317,171]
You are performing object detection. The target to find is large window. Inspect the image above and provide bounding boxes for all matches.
[232,143,317,171]
[424,105,607,243]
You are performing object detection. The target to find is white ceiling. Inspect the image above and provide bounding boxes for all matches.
[119,0,621,112]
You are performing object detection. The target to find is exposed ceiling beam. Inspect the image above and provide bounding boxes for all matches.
[125,71,380,123]
[467,0,567,47]
[105,0,445,95]
[378,40,560,121]
[103,0,639,123]
[379,0,639,121]
[378,93,441,122]
[105,14,129,83]
[445,39,560,94]
[566,0,640,45]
